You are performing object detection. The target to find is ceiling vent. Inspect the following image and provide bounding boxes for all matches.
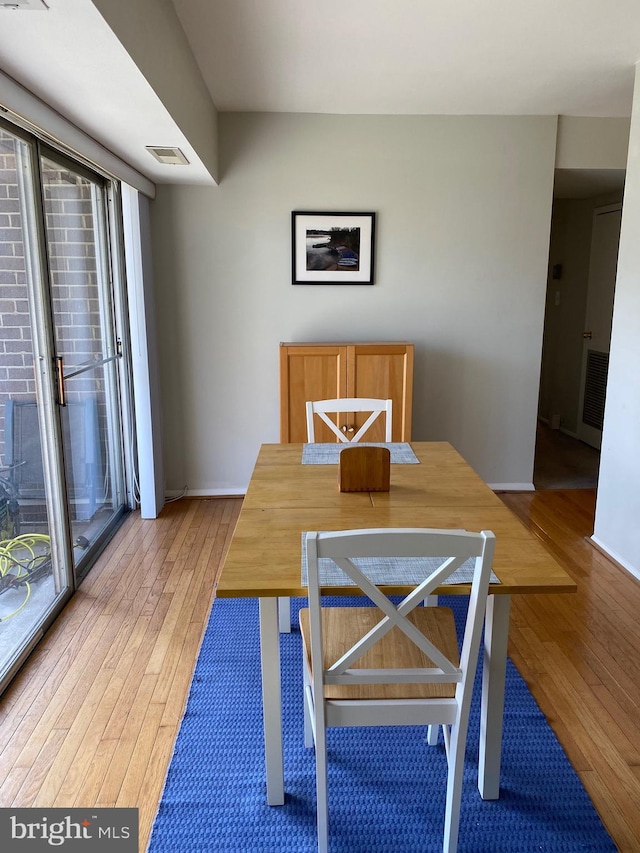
[0,0,49,9]
[145,146,190,166]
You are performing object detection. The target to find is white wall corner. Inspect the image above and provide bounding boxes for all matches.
[593,61,640,579]
[122,186,165,518]
[556,115,631,170]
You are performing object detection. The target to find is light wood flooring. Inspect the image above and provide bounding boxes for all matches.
[0,490,639,852]
[0,497,242,851]
[502,489,640,852]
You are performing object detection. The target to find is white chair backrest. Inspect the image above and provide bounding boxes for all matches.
[306,398,392,443]
[304,527,495,697]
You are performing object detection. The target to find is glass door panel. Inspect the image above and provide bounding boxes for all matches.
[0,127,72,678]
[40,154,126,579]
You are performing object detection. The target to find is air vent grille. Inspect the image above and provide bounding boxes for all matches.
[582,349,609,430]
[0,1,48,9]
[145,146,190,166]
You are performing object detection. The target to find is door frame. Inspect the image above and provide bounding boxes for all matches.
[576,203,622,449]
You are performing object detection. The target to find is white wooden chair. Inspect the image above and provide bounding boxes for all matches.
[306,398,393,443]
[278,397,394,634]
[299,526,496,853]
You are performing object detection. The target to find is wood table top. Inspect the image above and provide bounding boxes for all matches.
[217,442,577,599]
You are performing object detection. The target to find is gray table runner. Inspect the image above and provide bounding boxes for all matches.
[301,535,500,586]
[302,442,419,465]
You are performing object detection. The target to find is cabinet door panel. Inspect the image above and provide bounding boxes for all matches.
[280,342,413,443]
[348,344,414,441]
[280,346,347,442]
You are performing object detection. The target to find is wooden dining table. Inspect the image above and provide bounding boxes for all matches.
[216,441,576,806]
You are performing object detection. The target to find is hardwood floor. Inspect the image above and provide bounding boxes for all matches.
[0,490,638,851]
[0,497,242,852]
[501,489,640,852]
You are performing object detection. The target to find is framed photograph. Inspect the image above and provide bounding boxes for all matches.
[292,211,376,285]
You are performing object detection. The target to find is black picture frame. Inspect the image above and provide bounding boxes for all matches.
[291,211,376,285]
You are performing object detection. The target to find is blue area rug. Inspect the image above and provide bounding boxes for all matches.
[149,597,616,852]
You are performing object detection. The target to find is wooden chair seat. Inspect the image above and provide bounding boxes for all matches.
[300,606,459,700]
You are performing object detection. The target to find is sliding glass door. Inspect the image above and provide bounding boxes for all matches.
[39,151,127,576]
[0,119,130,688]
[0,125,67,681]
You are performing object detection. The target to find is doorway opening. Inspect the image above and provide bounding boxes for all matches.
[536,168,624,490]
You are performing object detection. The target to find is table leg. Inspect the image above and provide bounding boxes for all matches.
[278,596,291,632]
[478,593,511,800]
[259,597,284,805]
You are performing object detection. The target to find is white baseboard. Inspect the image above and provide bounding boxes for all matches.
[537,416,580,440]
[188,488,246,497]
[559,426,579,440]
[590,535,640,582]
[165,488,246,498]
[174,484,536,496]
[489,482,535,491]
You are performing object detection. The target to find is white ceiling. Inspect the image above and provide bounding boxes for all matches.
[0,0,638,192]
[171,0,640,117]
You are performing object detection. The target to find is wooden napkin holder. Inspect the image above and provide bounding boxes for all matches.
[338,445,391,492]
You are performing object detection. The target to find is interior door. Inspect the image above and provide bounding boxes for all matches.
[577,204,622,449]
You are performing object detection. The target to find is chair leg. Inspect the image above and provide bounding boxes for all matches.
[314,723,329,853]
[442,724,466,853]
[426,724,439,746]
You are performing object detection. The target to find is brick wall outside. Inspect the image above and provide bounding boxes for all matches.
[0,133,35,484]
[1,130,107,518]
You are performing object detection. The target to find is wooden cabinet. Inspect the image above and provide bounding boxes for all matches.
[279,342,414,442]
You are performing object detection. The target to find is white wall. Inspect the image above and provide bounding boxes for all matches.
[122,188,165,518]
[92,0,219,183]
[149,113,557,494]
[593,65,640,580]
[556,117,630,169]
